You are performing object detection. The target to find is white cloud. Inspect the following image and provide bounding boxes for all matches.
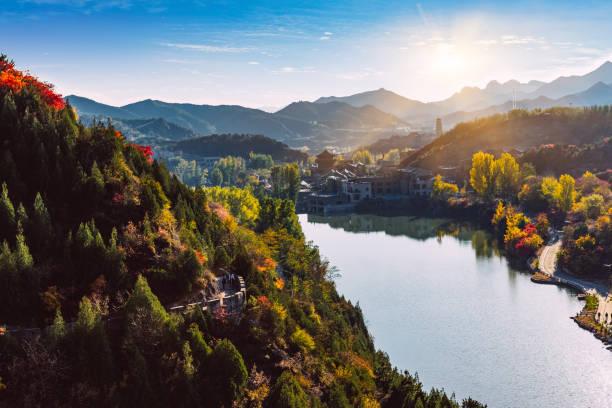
[248,61,260,65]
[161,59,191,64]
[500,35,545,45]
[324,32,333,36]
[161,42,252,53]
[272,66,315,74]
[319,36,330,40]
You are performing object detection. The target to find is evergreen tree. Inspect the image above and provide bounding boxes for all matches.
[188,322,212,367]
[213,246,231,269]
[208,339,247,407]
[0,183,16,241]
[30,192,53,254]
[48,308,67,348]
[14,227,33,272]
[73,297,114,385]
[15,202,28,227]
[269,371,309,408]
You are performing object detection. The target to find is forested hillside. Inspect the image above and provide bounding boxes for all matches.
[168,133,308,163]
[401,107,612,177]
[0,56,485,407]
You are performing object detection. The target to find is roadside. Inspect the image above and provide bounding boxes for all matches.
[535,230,612,350]
[537,230,609,296]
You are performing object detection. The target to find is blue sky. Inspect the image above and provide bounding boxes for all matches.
[2,0,612,109]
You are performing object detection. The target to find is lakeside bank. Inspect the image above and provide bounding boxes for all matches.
[300,213,612,408]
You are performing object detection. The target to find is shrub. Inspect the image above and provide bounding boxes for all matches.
[290,327,315,353]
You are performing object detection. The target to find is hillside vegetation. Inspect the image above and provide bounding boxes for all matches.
[0,56,485,408]
[401,107,612,177]
[167,133,308,163]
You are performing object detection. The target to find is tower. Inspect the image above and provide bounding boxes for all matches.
[435,118,443,137]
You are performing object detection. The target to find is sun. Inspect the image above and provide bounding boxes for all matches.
[431,43,469,73]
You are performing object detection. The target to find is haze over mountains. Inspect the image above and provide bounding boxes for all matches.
[66,61,612,153]
[66,95,406,151]
[317,61,612,126]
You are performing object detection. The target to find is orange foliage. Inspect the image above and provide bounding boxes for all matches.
[274,277,285,290]
[0,60,65,110]
[195,250,205,264]
[258,258,276,272]
[256,295,271,308]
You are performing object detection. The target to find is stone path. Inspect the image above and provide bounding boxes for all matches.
[6,275,246,338]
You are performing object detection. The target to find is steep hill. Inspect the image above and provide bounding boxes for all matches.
[167,134,308,163]
[354,133,435,155]
[401,107,612,176]
[0,56,485,408]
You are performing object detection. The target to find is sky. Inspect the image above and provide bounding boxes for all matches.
[2,0,612,109]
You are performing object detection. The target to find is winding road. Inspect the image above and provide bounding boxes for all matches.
[538,231,609,296]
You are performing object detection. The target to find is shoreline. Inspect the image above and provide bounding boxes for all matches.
[527,254,612,350]
[303,207,612,351]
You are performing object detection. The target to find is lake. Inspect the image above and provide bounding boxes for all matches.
[299,213,612,408]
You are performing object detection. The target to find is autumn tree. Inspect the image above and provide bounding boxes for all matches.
[352,150,374,165]
[432,174,459,200]
[271,163,301,203]
[541,177,561,209]
[558,174,576,212]
[493,153,520,198]
[469,152,496,199]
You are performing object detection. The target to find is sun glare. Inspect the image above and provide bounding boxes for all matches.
[431,43,469,73]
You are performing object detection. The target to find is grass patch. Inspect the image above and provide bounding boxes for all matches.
[585,294,599,311]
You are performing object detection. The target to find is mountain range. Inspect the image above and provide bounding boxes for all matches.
[317,61,612,127]
[65,95,406,151]
[66,61,612,153]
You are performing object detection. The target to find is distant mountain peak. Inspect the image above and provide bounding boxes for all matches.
[485,80,501,89]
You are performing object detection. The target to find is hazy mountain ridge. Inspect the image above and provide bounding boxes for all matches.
[315,61,612,125]
[66,95,410,151]
[275,100,406,129]
[66,61,612,153]
[66,95,323,144]
[441,81,612,125]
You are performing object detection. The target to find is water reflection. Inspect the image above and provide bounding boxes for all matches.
[308,213,501,259]
[300,213,612,408]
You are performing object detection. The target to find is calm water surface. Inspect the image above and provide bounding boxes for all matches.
[299,213,612,408]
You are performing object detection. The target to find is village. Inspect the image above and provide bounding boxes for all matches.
[298,149,446,214]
